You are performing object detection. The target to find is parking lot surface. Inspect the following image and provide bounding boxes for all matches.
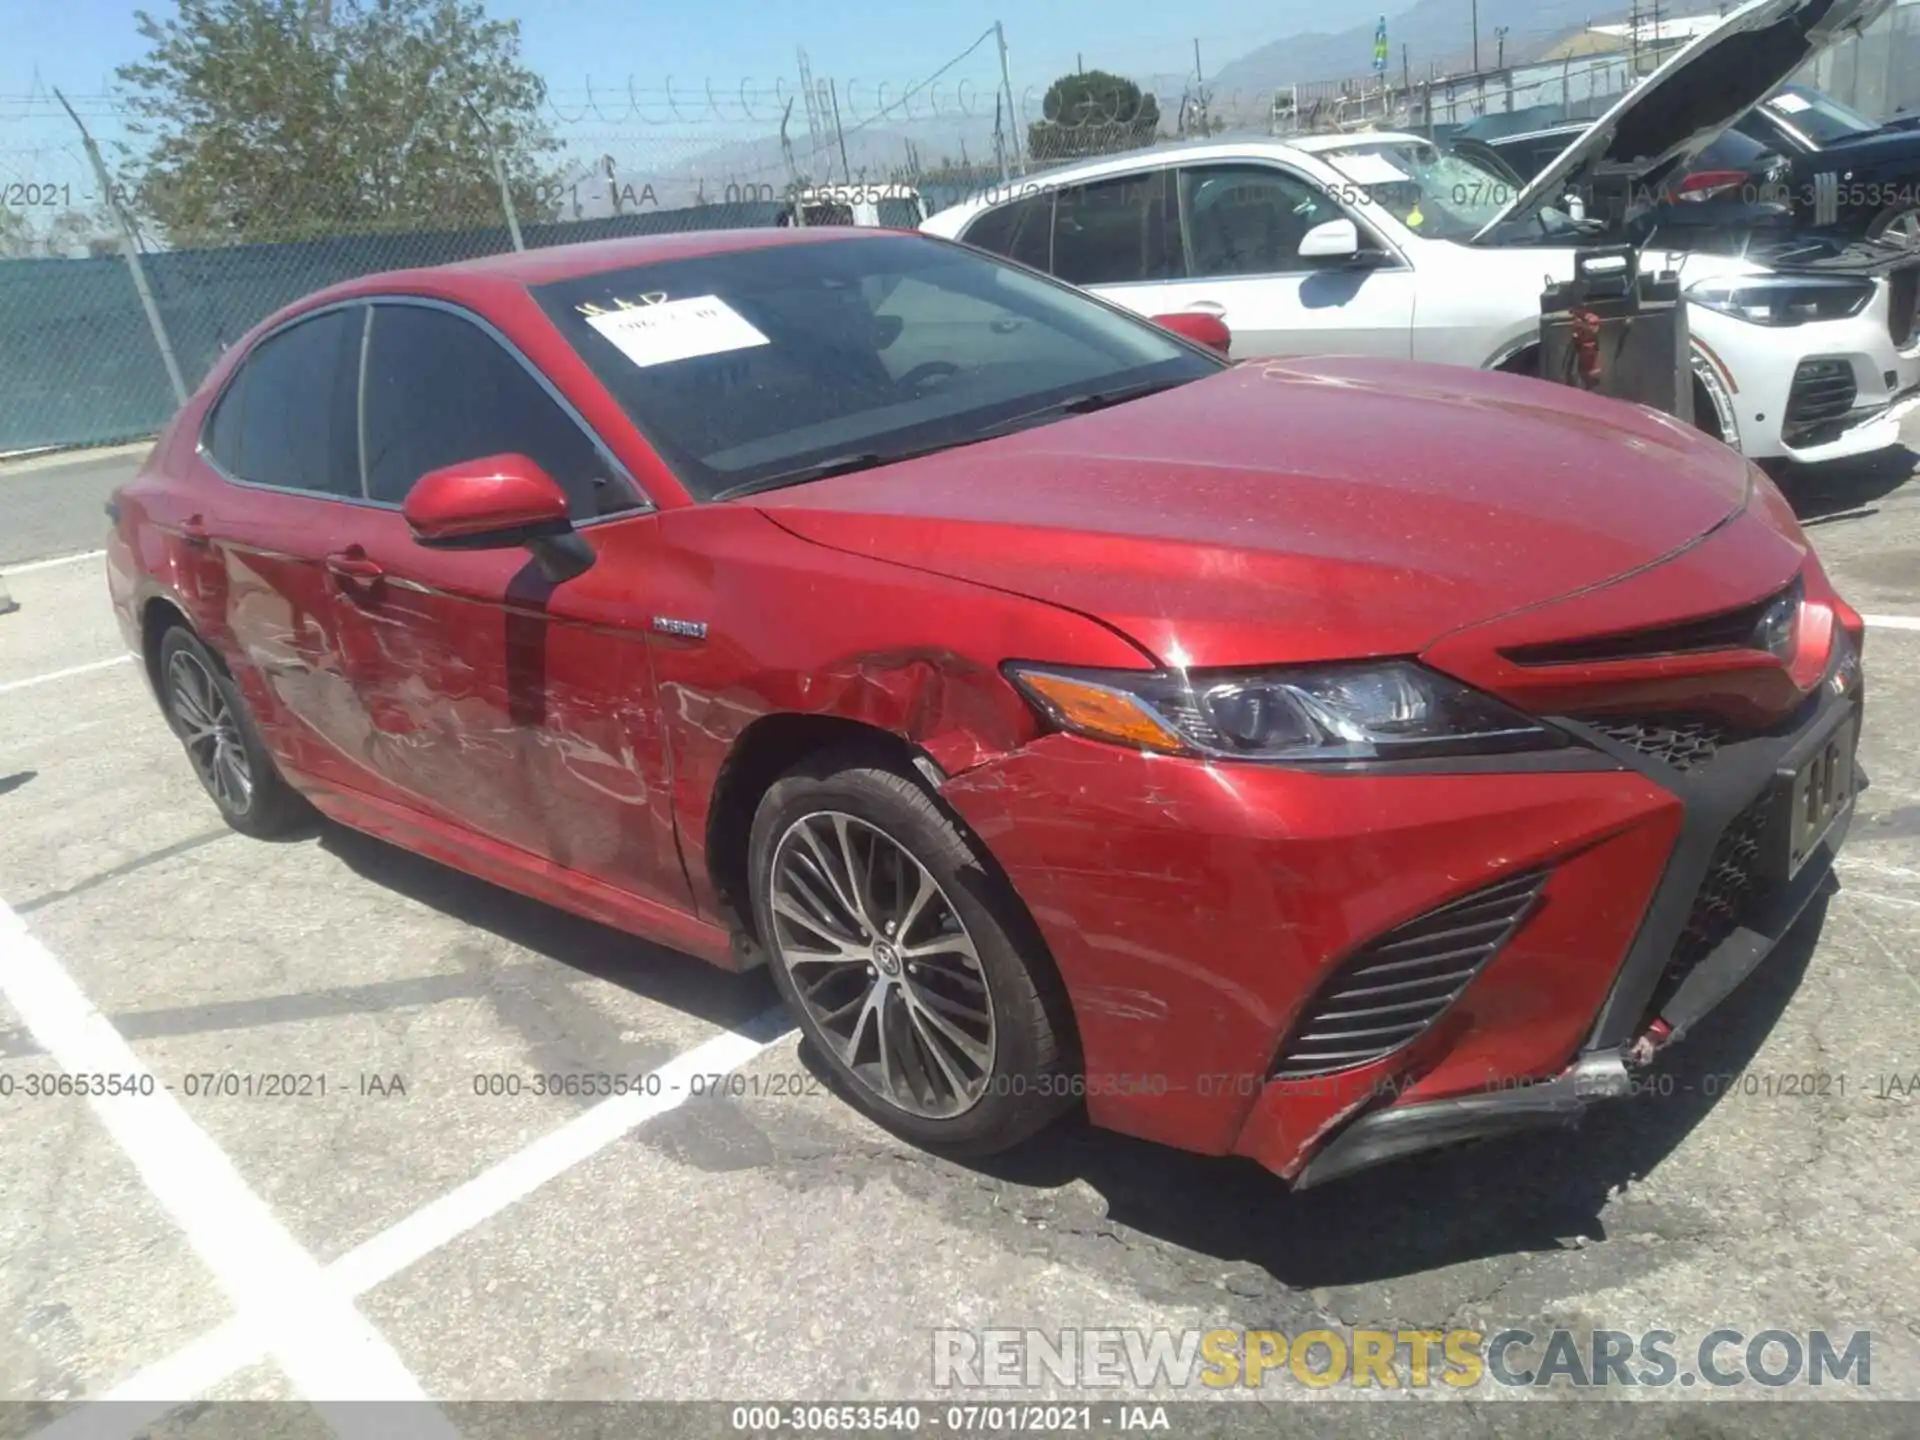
[3,430,1919,1434]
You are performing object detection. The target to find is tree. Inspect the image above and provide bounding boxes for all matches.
[114,0,561,245]
[0,206,33,259]
[1027,69,1161,164]
[47,208,122,258]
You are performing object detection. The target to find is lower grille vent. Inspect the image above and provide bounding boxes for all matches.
[1583,715,1736,771]
[1271,871,1548,1079]
[1655,791,1773,1011]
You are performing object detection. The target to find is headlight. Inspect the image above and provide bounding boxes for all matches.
[1685,274,1874,326]
[1005,660,1565,763]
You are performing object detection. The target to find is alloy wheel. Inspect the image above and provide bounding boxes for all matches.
[768,811,996,1119]
[167,649,254,815]
[1878,207,1920,249]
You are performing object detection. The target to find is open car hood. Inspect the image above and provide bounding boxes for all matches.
[1474,0,1897,241]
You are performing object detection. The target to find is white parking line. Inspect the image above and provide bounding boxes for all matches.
[0,656,134,696]
[1864,614,1920,632]
[1,549,107,576]
[31,1007,793,1436]
[0,901,459,1440]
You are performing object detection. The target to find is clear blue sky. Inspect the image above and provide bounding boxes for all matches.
[0,0,1363,105]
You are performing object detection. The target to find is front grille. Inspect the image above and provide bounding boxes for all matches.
[1582,715,1736,771]
[1502,582,1794,667]
[1652,791,1773,1013]
[1271,871,1548,1078]
[1890,265,1917,349]
[1783,358,1858,443]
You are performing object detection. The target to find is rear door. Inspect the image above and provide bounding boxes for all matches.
[190,301,385,791]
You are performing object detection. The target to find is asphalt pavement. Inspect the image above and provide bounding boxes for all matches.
[1,422,1918,1436]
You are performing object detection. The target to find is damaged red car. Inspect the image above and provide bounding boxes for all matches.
[107,227,1866,1187]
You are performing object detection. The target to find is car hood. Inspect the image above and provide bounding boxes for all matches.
[1477,0,1897,240]
[755,360,1754,670]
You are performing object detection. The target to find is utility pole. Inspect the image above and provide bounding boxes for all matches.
[1496,25,1508,68]
[1472,0,1480,73]
[1628,0,1642,76]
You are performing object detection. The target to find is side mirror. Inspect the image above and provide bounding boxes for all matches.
[1152,311,1232,356]
[1298,218,1362,259]
[402,453,595,583]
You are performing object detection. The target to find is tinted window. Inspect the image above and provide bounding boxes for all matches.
[961,193,1054,269]
[360,304,635,518]
[1179,165,1348,276]
[1051,171,1183,286]
[206,308,360,497]
[532,234,1219,501]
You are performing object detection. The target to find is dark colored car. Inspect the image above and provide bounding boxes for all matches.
[1732,84,1920,245]
[1459,83,1920,249]
[107,226,1867,1189]
[1452,122,1798,244]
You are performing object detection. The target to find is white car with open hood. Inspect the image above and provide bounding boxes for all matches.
[921,0,1920,466]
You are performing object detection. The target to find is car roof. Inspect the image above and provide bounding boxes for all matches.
[1288,131,1430,152]
[303,225,903,302]
[920,134,1335,231]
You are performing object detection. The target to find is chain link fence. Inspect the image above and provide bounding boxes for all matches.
[4,0,1918,457]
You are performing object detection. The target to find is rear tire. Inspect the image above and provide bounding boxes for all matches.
[1866,202,1920,249]
[747,748,1076,1156]
[157,626,311,839]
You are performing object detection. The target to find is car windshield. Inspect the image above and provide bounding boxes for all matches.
[1764,86,1882,146]
[1318,140,1527,241]
[533,234,1219,500]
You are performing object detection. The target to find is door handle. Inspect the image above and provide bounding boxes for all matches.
[325,548,384,583]
[180,515,210,548]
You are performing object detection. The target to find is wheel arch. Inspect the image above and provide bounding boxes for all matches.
[139,592,196,698]
[704,713,936,952]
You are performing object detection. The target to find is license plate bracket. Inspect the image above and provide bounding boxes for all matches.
[1761,709,1859,884]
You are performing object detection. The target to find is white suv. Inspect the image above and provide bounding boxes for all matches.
[922,0,1919,467]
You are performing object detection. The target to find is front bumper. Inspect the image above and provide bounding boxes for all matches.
[942,594,1863,1188]
[1692,278,1920,463]
[1294,673,1860,1189]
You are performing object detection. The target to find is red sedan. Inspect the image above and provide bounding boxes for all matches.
[106,227,1866,1187]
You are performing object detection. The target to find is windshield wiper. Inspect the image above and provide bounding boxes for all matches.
[969,377,1192,440]
[712,377,1193,502]
[711,436,991,500]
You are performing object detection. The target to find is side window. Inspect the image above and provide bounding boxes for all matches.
[1051,171,1183,286]
[960,193,1054,270]
[204,307,361,497]
[1178,165,1346,278]
[360,304,637,519]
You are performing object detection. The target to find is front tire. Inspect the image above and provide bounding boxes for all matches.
[747,749,1076,1155]
[157,626,310,839]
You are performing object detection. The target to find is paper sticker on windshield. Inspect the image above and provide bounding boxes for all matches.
[1770,93,1812,114]
[584,296,769,368]
[1327,152,1411,187]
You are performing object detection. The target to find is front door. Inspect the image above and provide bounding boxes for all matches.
[319,298,689,913]
[1096,162,1417,361]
